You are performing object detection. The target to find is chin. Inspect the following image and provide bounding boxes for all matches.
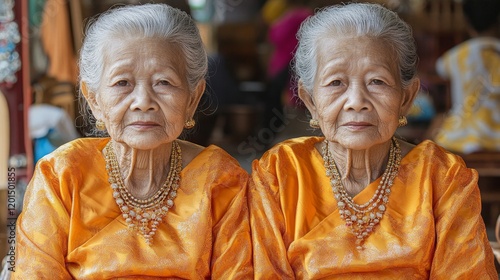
[121,135,172,150]
[122,141,163,151]
[330,133,386,150]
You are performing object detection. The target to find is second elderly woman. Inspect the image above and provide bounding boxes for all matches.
[13,4,252,279]
[248,3,497,279]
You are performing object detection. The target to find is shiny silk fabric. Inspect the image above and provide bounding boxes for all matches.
[249,136,497,279]
[13,138,253,279]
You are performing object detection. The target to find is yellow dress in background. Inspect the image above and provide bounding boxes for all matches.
[13,138,252,279]
[249,136,497,279]
[435,37,500,154]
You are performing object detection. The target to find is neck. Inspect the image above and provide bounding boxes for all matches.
[327,139,392,196]
[112,140,173,198]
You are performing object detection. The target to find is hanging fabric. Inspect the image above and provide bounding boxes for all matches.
[40,0,78,84]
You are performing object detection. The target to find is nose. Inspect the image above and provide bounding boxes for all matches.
[343,83,372,112]
[130,85,159,112]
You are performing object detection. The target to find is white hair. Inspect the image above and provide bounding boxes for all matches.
[78,3,207,135]
[293,2,418,93]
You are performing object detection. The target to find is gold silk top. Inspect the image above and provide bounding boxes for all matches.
[13,138,253,279]
[249,136,497,279]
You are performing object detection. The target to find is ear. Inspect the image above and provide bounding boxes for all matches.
[400,78,420,115]
[297,81,317,118]
[186,79,206,119]
[81,81,104,120]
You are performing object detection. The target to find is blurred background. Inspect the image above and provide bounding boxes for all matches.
[0,0,499,268]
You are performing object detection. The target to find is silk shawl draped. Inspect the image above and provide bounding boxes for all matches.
[249,136,497,279]
[13,138,253,279]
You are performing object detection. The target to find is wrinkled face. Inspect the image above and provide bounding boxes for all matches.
[85,37,204,150]
[300,35,418,150]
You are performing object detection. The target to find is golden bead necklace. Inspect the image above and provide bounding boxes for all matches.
[104,140,182,245]
[322,137,401,250]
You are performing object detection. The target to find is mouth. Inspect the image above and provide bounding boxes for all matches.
[128,121,160,129]
[342,122,372,130]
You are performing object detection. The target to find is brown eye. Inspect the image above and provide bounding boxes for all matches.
[370,79,385,85]
[158,80,171,86]
[116,80,129,87]
[329,80,342,86]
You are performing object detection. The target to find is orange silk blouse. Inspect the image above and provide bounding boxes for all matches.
[13,138,253,279]
[249,136,497,279]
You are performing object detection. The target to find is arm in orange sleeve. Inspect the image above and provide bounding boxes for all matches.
[210,165,253,279]
[12,160,73,279]
[430,161,497,279]
[248,157,294,280]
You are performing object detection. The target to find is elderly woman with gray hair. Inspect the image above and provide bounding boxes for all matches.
[248,2,497,279]
[13,3,252,279]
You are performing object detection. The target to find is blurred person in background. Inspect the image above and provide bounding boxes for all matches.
[261,0,312,131]
[433,0,500,154]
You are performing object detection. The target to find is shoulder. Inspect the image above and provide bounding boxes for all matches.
[263,136,322,159]
[179,140,247,176]
[402,139,472,175]
[180,143,249,196]
[436,40,472,68]
[179,140,238,165]
[402,140,477,196]
[29,138,109,200]
[468,37,500,48]
[444,40,473,56]
[37,137,109,171]
[254,136,323,172]
[408,139,468,167]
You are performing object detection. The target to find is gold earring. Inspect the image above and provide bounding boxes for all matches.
[184,119,195,129]
[309,119,320,129]
[398,116,408,127]
[96,119,106,131]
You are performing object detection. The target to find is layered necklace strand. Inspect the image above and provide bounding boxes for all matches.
[104,140,182,245]
[322,137,401,250]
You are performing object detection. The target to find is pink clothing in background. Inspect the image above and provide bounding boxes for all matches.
[267,7,312,78]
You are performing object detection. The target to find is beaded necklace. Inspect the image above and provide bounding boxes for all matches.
[104,140,182,245]
[322,137,401,250]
